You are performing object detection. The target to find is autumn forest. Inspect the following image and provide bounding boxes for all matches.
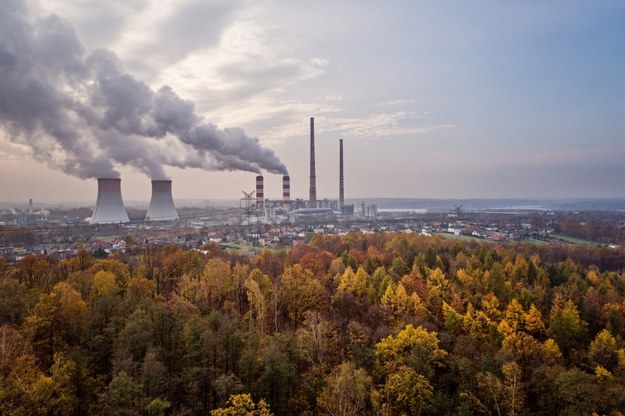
[2,233,625,415]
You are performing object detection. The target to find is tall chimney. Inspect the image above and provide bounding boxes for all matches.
[309,117,317,208]
[145,180,179,221]
[339,139,344,209]
[256,175,264,209]
[90,178,130,224]
[283,175,290,209]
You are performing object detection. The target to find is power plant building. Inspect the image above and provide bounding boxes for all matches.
[145,180,179,221]
[90,178,130,224]
[289,207,336,224]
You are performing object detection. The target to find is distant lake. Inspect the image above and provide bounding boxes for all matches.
[345,198,625,212]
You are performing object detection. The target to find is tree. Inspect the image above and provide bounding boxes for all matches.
[372,365,432,416]
[523,304,546,338]
[256,333,298,414]
[296,310,336,367]
[0,277,30,325]
[17,254,56,289]
[280,264,324,328]
[22,291,61,368]
[391,257,411,280]
[53,282,87,346]
[500,299,525,335]
[100,371,144,416]
[244,268,273,334]
[462,361,525,416]
[113,308,154,370]
[375,324,446,380]
[210,393,272,416]
[337,267,369,300]
[89,259,130,289]
[91,270,119,299]
[317,362,372,416]
[548,299,588,358]
[588,329,619,371]
[204,257,234,310]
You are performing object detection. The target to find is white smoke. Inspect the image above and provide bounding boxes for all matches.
[0,0,288,179]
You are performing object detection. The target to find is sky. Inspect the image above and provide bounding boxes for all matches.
[1,0,624,205]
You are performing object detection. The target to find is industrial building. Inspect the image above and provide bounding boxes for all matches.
[145,180,179,221]
[89,178,130,224]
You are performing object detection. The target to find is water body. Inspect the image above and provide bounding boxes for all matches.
[348,198,625,212]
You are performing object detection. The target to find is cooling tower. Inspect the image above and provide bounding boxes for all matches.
[309,117,317,208]
[339,139,344,209]
[283,175,290,208]
[145,180,179,221]
[91,178,130,224]
[256,175,264,209]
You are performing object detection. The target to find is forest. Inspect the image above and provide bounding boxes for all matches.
[2,233,625,415]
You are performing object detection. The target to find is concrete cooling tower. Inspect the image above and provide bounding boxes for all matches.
[90,178,130,224]
[145,180,179,221]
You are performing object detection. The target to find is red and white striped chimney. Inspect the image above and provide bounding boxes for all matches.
[256,175,264,209]
[282,175,290,208]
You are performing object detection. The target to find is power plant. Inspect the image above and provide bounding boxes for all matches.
[260,117,353,220]
[86,116,352,227]
[145,180,179,221]
[90,178,130,224]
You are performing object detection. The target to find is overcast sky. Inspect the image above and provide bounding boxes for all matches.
[1,0,624,205]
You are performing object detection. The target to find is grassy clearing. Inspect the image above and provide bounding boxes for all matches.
[433,232,491,243]
[549,234,603,246]
[525,239,550,246]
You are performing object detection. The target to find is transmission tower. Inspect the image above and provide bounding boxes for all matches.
[453,204,463,218]
[240,190,256,239]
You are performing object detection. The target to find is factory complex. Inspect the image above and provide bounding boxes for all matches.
[86,117,355,225]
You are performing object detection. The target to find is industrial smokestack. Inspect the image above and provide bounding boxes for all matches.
[309,117,317,208]
[145,180,179,221]
[283,175,290,209]
[90,178,130,224]
[256,175,264,209]
[339,139,344,209]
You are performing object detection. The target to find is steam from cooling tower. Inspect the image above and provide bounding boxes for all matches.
[0,0,288,180]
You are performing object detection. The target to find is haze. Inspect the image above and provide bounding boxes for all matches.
[1,0,624,204]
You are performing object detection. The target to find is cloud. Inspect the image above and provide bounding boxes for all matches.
[122,0,240,76]
[0,0,289,179]
[377,99,417,107]
[37,0,148,48]
[257,108,454,143]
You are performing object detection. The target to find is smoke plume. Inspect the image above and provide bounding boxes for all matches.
[0,0,288,179]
